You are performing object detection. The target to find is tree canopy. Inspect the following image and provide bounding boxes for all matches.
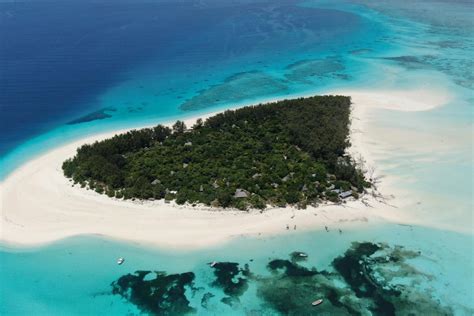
[63,96,369,210]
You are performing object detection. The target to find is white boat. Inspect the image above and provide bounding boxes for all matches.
[312,299,323,306]
[298,252,308,257]
[117,257,125,265]
[209,261,218,267]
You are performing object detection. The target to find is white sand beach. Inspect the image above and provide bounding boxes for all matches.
[0,88,453,249]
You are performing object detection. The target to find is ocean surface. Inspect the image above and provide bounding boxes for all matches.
[0,0,473,315]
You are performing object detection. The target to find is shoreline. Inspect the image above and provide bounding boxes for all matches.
[0,88,454,249]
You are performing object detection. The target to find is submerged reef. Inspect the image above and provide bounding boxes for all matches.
[111,242,455,315]
[382,55,429,70]
[259,242,453,315]
[180,71,288,111]
[211,262,251,299]
[111,270,196,315]
[382,54,474,90]
[349,48,373,55]
[180,56,349,112]
[285,57,346,83]
[67,108,115,125]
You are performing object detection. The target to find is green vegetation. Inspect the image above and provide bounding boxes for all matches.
[63,96,369,210]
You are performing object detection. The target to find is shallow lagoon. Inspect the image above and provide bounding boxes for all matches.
[1,223,472,315]
[0,0,473,314]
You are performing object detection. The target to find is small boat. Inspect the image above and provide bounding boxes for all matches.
[209,261,218,268]
[312,299,323,306]
[298,252,308,257]
[117,257,125,265]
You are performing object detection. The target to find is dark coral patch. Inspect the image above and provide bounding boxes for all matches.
[331,242,452,316]
[67,108,114,124]
[260,259,356,315]
[200,292,214,309]
[211,262,250,298]
[110,243,456,315]
[332,242,385,297]
[381,55,429,70]
[258,242,454,315]
[111,270,196,315]
[267,259,318,277]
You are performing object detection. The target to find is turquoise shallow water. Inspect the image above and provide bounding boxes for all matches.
[1,0,473,314]
[1,224,472,315]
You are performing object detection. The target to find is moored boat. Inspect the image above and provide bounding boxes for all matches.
[117,257,125,265]
[312,299,323,306]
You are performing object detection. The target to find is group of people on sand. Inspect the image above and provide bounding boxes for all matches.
[286,224,297,230]
[285,224,343,234]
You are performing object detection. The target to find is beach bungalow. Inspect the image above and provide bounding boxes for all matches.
[166,188,178,195]
[234,189,249,198]
[282,173,294,182]
[339,190,353,199]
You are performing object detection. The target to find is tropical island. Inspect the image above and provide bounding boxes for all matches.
[62,96,369,210]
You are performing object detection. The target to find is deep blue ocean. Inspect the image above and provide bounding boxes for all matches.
[0,0,393,175]
[1,0,473,315]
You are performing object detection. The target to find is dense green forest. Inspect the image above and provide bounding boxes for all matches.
[63,96,369,210]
